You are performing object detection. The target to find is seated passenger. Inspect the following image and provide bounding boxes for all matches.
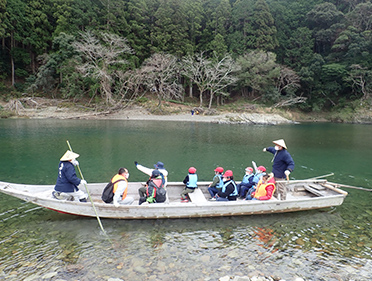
[245,165,266,199]
[246,173,276,201]
[211,170,238,201]
[139,170,166,205]
[181,167,198,203]
[135,161,168,188]
[112,167,134,206]
[208,167,224,199]
[237,167,254,198]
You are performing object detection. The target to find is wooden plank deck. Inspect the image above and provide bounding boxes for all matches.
[188,188,208,203]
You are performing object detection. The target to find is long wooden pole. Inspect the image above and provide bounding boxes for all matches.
[327,182,372,192]
[67,140,106,234]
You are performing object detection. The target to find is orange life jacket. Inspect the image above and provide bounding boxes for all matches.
[254,179,276,199]
[112,174,128,198]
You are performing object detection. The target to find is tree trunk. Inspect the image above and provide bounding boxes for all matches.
[11,31,15,86]
[30,52,36,74]
[199,91,203,107]
[189,78,193,98]
[101,76,114,105]
[208,91,214,109]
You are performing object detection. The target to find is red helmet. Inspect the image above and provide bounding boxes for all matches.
[214,167,224,173]
[257,166,266,172]
[223,170,233,178]
[188,167,197,174]
[245,167,253,172]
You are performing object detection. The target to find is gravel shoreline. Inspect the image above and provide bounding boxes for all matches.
[17,105,293,125]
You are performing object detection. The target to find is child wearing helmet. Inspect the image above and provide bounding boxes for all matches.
[181,167,198,203]
[211,170,238,201]
[208,167,224,199]
[138,169,165,205]
[245,165,266,200]
[246,173,276,201]
[237,167,255,198]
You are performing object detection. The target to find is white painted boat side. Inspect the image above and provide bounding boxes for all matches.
[0,180,348,219]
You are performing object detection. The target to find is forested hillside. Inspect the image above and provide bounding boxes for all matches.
[0,0,371,111]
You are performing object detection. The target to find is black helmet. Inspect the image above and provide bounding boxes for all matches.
[152,170,160,177]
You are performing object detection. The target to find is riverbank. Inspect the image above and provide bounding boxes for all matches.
[1,97,372,124]
[0,97,293,125]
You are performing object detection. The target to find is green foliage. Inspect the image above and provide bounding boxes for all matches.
[0,109,16,118]
[236,50,280,96]
[209,33,228,58]
[252,0,278,51]
[0,0,370,112]
[307,2,345,56]
[321,63,347,82]
[136,97,148,104]
[227,0,255,56]
[281,27,314,71]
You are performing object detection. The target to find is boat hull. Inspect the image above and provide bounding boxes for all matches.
[0,180,348,219]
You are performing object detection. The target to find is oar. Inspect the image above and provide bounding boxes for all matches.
[327,182,372,192]
[66,140,106,234]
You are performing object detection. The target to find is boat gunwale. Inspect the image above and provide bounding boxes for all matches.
[0,180,348,219]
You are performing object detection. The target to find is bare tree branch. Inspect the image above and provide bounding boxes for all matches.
[273,96,307,108]
[347,64,372,100]
[136,53,183,108]
[182,53,239,108]
[276,66,301,94]
[72,31,133,105]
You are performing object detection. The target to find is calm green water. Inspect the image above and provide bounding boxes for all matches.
[0,119,371,280]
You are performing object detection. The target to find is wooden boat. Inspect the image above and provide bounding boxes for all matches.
[0,180,348,219]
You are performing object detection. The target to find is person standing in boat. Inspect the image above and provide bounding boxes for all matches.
[112,167,134,206]
[211,170,238,201]
[53,150,88,202]
[181,167,198,203]
[263,139,294,200]
[135,161,168,198]
[246,173,276,201]
[207,167,224,199]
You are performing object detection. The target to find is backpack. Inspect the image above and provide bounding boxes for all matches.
[147,179,166,203]
[155,184,167,203]
[101,179,124,203]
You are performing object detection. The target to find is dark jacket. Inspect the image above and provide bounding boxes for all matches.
[55,161,81,192]
[266,147,295,178]
[146,177,164,203]
[217,180,238,200]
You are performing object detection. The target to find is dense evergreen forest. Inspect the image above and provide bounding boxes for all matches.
[0,0,371,111]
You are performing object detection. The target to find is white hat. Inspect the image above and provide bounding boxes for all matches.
[60,150,80,161]
[273,139,287,149]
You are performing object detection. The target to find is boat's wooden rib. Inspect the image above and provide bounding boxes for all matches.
[0,180,348,219]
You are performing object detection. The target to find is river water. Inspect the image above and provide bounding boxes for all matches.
[0,119,371,281]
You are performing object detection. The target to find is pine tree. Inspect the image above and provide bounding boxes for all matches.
[251,0,278,51]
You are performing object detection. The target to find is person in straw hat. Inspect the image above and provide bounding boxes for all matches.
[263,139,294,200]
[53,150,88,202]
